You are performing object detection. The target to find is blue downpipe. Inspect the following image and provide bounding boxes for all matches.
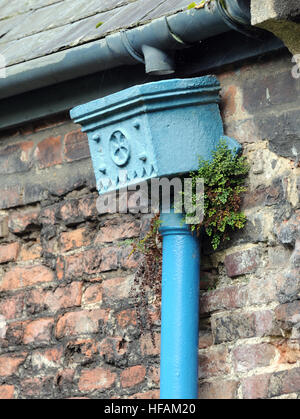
[159,211,200,399]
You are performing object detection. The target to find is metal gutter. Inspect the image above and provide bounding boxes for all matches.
[0,0,252,100]
[0,31,285,131]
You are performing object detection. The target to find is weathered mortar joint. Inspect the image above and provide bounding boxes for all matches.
[251,0,300,54]
[0,217,8,239]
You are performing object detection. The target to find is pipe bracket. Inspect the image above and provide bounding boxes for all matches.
[165,17,190,47]
[120,30,145,64]
[217,0,265,39]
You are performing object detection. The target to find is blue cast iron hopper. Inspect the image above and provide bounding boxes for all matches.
[70,76,241,194]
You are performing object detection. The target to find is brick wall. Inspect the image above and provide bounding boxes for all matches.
[0,114,159,399]
[198,51,300,399]
[0,50,299,399]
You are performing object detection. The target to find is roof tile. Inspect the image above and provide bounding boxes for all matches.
[0,0,190,68]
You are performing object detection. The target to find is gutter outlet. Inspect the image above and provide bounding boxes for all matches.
[142,45,175,75]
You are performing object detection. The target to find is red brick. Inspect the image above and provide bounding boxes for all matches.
[19,243,42,261]
[116,309,137,329]
[34,136,62,168]
[96,220,140,243]
[212,311,256,344]
[275,300,300,325]
[21,376,53,397]
[78,368,116,392]
[31,346,64,370]
[220,85,238,120]
[63,250,96,279]
[55,369,75,389]
[129,390,159,399]
[60,227,90,252]
[99,337,127,364]
[66,338,99,364]
[199,380,238,399]
[99,247,120,272]
[0,242,20,264]
[56,256,65,281]
[0,141,34,175]
[242,185,266,209]
[247,275,277,305]
[199,346,230,379]
[63,247,118,280]
[0,385,15,399]
[20,377,41,397]
[2,320,28,345]
[149,366,160,385]
[40,205,56,225]
[27,282,82,314]
[119,246,142,270]
[64,129,90,162]
[23,318,54,345]
[198,331,213,349]
[0,293,25,320]
[224,248,259,277]
[120,366,146,388]
[281,367,300,394]
[56,309,109,339]
[253,310,275,337]
[102,276,133,303]
[140,333,160,356]
[243,180,284,209]
[78,196,98,220]
[59,196,97,225]
[200,285,247,314]
[242,374,271,399]
[46,282,82,312]
[8,209,40,234]
[0,265,54,292]
[0,354,27,377]
[232,343,276,373]
[83,284,102,305]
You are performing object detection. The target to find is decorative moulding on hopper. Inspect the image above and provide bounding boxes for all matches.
[70,76,241,195]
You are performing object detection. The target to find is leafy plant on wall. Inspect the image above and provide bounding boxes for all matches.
[130,140,249,336]
[186,140,249,250]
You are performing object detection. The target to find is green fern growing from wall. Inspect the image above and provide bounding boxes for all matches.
[186,139,249,250]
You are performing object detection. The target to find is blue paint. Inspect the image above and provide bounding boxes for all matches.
[70,76,241,195]
[70,76,242,400]
[159,211,200,399]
